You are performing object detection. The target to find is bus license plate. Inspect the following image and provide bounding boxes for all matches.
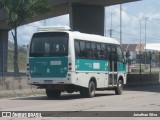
[44,80,53,84]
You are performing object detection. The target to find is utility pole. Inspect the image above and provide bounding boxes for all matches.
[149,51,152,74]
[139,19,142,77]
[109,12,113,37]
[144,17,149,68]
[104,8,106,37]
[120,4,122,46]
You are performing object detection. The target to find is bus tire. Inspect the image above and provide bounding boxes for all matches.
[79,88,85,97]
[46,89,61,98]
[115,80,123,95]
[85,81,96,98]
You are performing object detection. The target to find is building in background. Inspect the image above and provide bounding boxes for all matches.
[122,44,160,67]
[122,44,145,61]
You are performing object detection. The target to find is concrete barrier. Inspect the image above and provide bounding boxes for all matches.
[0,77,45,98]
[126,73,159,86]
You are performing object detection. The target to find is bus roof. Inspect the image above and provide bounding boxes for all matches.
[38,26,71,32]
[72,31,120,45]
[36,26,119,45]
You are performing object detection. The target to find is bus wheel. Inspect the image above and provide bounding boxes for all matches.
[115,80,123,95]
[46,89,61,98]
[86,81,96,98]
[79,88,85,97]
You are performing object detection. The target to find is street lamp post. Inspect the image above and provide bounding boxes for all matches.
[149,51,152,74]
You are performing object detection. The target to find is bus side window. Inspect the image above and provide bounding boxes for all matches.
[112,47,118,61]
[106,45,111,60]
[75,40,80,58]
[100,44,107,59]
[86,42,92,59]
[117,46,124,61]
[91,42,97,59]
[96,43,101,59]
[80,41,87,58]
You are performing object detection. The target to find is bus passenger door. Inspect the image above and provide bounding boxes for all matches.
[108,46,118,87]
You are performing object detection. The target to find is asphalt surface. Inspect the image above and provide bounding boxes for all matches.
[0,84,160,120]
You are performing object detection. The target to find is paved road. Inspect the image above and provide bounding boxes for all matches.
[0,84,160,120]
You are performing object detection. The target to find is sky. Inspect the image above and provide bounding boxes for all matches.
[9,0,160,46]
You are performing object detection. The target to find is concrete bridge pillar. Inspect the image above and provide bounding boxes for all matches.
[70,4,105,36]
[0,30,8,75]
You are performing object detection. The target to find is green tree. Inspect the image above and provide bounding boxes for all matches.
[1,0,51,76]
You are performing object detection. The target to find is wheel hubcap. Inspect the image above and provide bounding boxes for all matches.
[119,82,122,91]
[90,84,95,96]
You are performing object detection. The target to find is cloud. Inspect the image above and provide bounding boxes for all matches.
[105,2,160,44]
[46,14,69,26]
[9,15,69,45]
[17,24,38,45]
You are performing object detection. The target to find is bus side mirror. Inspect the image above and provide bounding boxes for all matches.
[126,51,130,58]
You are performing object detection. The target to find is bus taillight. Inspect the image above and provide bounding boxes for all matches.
[68,63,72,70]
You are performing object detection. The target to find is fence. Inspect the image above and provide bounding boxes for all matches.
[126,51,160,74]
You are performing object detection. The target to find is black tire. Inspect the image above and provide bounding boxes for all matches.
[81,81,96,98]
[46,89,61,98]
[79,88,85,97]
[115,80,123,95]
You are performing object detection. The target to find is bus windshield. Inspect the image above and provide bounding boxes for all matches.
[30,32,68,57]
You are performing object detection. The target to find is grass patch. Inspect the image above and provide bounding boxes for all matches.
[7,50,27,71]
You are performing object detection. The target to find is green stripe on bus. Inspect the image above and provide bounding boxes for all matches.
[75,59,108,71]
[118,62,126,72]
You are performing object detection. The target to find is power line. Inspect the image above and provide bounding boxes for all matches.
[112,30,160,42]
[105,7,160,44]
[26,24,39,28]
[122,9,140,19]
[147,19,160,25]
[147,37,160,41]
[122,8,160,26]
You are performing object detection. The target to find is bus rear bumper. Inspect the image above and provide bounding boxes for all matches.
[28,78,72,85]
[27,77,82,92]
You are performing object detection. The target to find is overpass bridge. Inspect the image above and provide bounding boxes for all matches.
[0,0,139,73]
